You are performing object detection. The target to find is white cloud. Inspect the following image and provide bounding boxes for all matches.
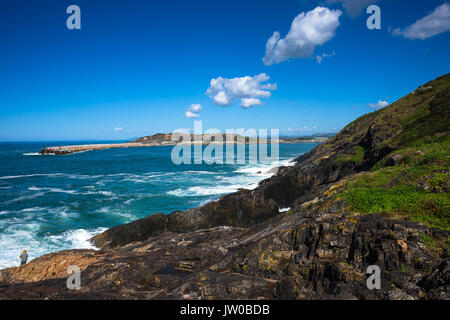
[173,128,192,134]
[392,3,450,40]
[263,7,342,66]
[286,125,318,133]
[114,127,123,132]
[206,73,276,108]
[316,51,335,64]
[326,0,378,18]
[241,98,263,108]
[185,104,202,118]
[213,91,230,106]
[185,111,200,118]
[368,100,389,109]
[189,104,202,113]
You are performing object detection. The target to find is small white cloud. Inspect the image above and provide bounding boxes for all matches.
[392,3,450,40]
[206,73,276,108]
[368,100,389,109]
[189,104,202,113]
[185,111,200,118]
[241,98,263,108]
[114,127,123,132]
[263,6,342,66]
[316,51,336,64]
[285,126,318,133]
[326,0,378,18]
[185,104,203,118]
[173,128,192,134]
[213,91,231,106]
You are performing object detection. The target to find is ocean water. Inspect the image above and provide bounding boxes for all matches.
[0,141,317,268]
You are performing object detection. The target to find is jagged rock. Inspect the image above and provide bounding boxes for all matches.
[0,271,9,283]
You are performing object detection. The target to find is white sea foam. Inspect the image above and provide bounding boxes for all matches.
[120,172,176,183]
[66,174,104,180]
[48,188,78,194]
[7,192,46,204]
[0,226,107,269]
[122,177,149,183]
[19,207,46,213]
[106,173,130,177]
[0,172,105,181]
[166,157,295,198]
[116,171,219,184]
[28,186,78,194]
[168,183,257,197]
[181,171,219,175]
[48,228,107,250]
[22,152,41,156]
[97,191,115,196]
[144,172,176,177]
[0,173,63,180]
[28,186,115,196]
[197,198,216,206]
[0,222,43,269]
[234,158,296,176]
[234,166,267,174]
[96,207,111,213]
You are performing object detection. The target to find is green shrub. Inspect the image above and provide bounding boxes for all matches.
[342,185,450,230]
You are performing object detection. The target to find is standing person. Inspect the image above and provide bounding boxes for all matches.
[20,249,28,266]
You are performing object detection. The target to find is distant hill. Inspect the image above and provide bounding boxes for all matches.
[133,133,333,144]
[278,134,334,143]
[279,133,336,139]
[132,133,265,144]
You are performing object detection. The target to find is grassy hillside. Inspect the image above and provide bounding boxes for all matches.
[314,74,449,230]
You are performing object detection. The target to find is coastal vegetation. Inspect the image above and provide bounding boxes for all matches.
[313,74,449,230]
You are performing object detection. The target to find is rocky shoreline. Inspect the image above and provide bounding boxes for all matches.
[39,142,149,155]
[1,74,448,300]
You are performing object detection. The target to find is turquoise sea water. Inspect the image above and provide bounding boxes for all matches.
[0,141,317,268]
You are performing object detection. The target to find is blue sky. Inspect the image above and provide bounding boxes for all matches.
[0,0,449,141]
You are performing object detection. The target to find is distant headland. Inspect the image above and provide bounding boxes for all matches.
[38,133,332,155]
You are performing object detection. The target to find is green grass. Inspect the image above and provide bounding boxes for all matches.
[427,173,448,192]
[419,233,450,251]
[336,146,366,164]
[339,135,449,230]
[419,233,437,247]
[342,185,450,230]
[323,74,450,231]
